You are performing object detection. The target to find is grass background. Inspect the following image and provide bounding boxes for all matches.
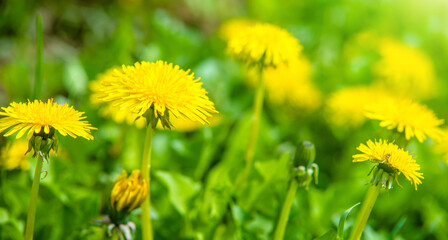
[1,0,448,239]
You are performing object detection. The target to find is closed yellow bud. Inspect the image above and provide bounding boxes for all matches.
[110,170,148,213]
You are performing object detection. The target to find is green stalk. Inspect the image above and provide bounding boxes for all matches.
[33,15,43,100]
[24,155,44,240]
[141,127,154,240]
[349,184,381,240]
[274,180,298,240]
[235,67,264,187]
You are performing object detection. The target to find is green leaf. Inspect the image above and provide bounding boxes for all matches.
[155,170,201,215]
[315,229,337,240]
[0,207,9,224]
[255,152,290,183]
[337,202,361,240]
[389,216,407,240]
[63,58,88,96]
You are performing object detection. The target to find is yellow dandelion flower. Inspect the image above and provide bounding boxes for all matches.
[258,58,321,111]
[226,22,302,68]
[90,68,146,129]
[99,61,217,129]
[353,139,423,189]
[111,170,148,213]
[0,140,30,170]
[366,97,444,142]
[373,38,437,99]
[325,86,389,128]
[218,18,255,41]
[0,99,95,140]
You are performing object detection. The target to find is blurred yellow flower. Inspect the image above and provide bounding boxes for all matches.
[325,86,388,128]
[90,68,146,129]
[353,139,423,189]
[373,38,437,99]
[219,18,255,41]
[260,58,321,112]
[366,97,444,142]
[0,140,30,170]
[0,99,95,140]
[99,61,217,129]
[111,170,148,213]
[226,22,302,68]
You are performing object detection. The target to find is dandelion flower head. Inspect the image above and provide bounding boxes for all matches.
[373,38,437,99]
[0,140,30,170]
[353,139,423,189]
[99,61,217,128]
[0,99,95,140]
[226,22,302,68]
[366,97,444,142]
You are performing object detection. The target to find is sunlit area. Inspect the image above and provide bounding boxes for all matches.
[1,0,448,239]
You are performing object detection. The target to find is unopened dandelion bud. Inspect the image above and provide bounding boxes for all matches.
[293,141,316,168]
[111,170,148,214]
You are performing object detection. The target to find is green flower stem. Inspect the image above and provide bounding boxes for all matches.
[349,184,382,240]
[235,67,264,188]
[141,127,154,240]
[33,15,43,100]
[24,155,44,240]
[274,180,298,240]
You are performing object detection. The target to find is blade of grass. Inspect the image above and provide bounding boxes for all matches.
[337,202,361,240]
[33,15,43,100]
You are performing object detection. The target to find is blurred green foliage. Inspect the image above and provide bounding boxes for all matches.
[1,0,448,239]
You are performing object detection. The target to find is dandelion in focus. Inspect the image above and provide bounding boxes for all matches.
[349,139,422,240]
[0,140,30,170]
[99,60,217,240]
[0,99,95,141]
[353,139,423,189]
[0,99,95,240]
[99,61,217,129]
[366,97,444,142]
[373,38,437,100]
